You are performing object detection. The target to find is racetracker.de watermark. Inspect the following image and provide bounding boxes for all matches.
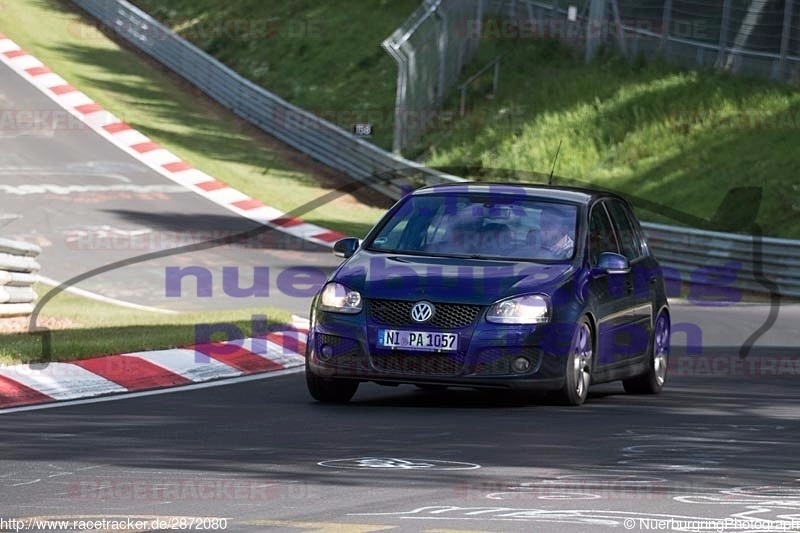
[68,478,318,501]
[0,109,91,135]
[457,17,713,41]
[68,17,323,41]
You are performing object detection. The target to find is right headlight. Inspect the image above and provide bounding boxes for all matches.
[486,294,551,324]
[318,282,363,314]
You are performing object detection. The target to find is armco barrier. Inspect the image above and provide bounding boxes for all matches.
[70,0,463,199]
[69,0,800,298]
[641,223,800,298]
[0,239,41,318]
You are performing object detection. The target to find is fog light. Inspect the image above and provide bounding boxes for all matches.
[512,356,531,373]
[318,344,334,362]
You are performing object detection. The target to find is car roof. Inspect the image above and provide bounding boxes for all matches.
[413,182,624,206]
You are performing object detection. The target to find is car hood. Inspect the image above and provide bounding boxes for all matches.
[333,251,576,305]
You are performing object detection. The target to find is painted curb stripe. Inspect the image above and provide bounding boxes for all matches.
[232,198,265,211]
[0,35,351,249]
[25,65,51,76]
[191,343,284,374]
[73,355,192,391]
[129,348,244,382]
[0,375,53,408]
[163,161,193,173]
[271,216,304,228]
[310,230,347,243]
[195,180,227,192]
[74,102,104,115]
[229,338,306,369]
[3,49,27,59]
[130,141,162,154]
[0,363,127,401]
[103,122,132,134]
[0,333,308,409]
[266,332,307,357]
[49,83,77,95]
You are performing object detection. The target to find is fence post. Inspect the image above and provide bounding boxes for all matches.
[774,0,795,80]
[492,57,500,94]
[660,0,673,55]
[715,0,733,69]
[435,5,448,106]
[475,0,484,57]
[608,0,627,57]
[385,42,407,155]
[585,0,608,63]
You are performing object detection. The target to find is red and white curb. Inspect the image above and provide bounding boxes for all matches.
[0,328,308,411]
[0,33,347,247]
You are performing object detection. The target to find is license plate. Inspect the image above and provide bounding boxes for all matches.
[377,330,458,352]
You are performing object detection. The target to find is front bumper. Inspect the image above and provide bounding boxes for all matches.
[307,310,573,392]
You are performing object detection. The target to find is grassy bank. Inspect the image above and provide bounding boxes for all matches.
[422,41,800,237]
[0,286,292,364]
[131,0,419,151]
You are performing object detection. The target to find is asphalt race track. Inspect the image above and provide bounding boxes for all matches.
[0,339,799,533]
[0,59,340,317]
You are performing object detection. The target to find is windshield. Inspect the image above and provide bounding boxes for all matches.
[367,193,579,261]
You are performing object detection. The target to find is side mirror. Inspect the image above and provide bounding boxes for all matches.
[333,237,360,259]
[594,252,631,275]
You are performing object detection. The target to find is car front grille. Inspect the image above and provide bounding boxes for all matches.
[474,347,543,375]
[369,299,483,329]
[371,352,466,376]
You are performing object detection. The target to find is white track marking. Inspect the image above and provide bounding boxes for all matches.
[37,276,178,315]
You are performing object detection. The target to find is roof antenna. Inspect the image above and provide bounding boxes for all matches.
[548,139,563,186]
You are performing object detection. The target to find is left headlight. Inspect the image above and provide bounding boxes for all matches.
[486,294,551,324]
[318,282,363,314]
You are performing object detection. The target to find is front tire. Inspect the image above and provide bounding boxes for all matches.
[306,361,359,403]
[623,311,670,395]
[559,317,594,406]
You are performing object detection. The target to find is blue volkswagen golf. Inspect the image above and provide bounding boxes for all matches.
[306,183,670,405]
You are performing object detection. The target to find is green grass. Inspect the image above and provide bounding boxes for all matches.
[0,0,390,238]
[0,285,292,364]
[131,0,419,151]
[420,41,800,237]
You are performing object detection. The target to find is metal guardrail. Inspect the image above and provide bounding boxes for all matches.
[0,239,41,318]
[70,0,800,298]
[642,223,800,297]
[71,0,463,200]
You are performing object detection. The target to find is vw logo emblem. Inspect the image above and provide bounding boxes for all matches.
[411,301,435,323]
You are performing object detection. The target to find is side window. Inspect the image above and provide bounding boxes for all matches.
[626,205,650,256]
[588,204,619,265]
[605,200,642,260]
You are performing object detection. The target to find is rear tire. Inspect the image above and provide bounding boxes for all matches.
[559,317,594,406]
[306,362,359,403]
[623,311,670,395]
